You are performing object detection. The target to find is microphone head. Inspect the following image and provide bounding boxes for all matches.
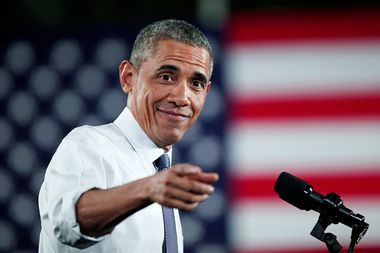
[274,172,312,210]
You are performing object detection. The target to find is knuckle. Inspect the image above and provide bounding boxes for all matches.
[188,180,197,189]
[161,188,169,197]
[190,195,200,202]
[162,172,174,184]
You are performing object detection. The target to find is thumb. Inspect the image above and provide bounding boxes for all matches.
[171,164,201,176]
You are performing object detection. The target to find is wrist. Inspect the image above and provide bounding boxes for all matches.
[131,176,154,206]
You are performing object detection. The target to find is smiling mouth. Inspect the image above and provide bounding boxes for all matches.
[157,108,191,121]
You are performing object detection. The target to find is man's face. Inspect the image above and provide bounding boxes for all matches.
[120,39,212,150]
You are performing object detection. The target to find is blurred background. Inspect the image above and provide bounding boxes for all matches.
[1,0,380,252]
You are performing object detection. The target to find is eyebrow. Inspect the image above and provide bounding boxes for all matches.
[156,64,179,72]
[156,64,208,83]
[193,71,208,83]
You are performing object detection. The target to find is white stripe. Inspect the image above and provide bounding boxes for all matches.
[229,198,380,251]
[227,120,380,174]
[224,41,380,98]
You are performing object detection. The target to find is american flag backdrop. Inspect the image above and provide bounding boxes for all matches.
[2,7,380,253]
[225,9,380,253]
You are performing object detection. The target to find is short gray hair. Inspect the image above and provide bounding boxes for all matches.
[130,19,213,73]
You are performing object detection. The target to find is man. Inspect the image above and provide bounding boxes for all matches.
[38,19,219,252]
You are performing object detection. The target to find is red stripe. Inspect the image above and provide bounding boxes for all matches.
[225,9,380,44]
[229,170,380,201]
[234,246,380,253]
[228,92,380,121]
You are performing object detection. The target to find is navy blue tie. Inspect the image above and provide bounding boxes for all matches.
[154,154,178,253]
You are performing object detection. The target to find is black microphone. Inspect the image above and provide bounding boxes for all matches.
[274,171,367,229]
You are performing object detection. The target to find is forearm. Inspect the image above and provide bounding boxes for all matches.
[76,177,152,237]
[75,164,218,238]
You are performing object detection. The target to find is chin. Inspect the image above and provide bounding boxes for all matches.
[160,131,185,147]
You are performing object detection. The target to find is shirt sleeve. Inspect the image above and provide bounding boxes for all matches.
[41,131,111,249]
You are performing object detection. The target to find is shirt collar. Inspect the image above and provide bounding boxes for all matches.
[114,107,172,166]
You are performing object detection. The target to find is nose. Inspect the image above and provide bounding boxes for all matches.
[167,81,191,107]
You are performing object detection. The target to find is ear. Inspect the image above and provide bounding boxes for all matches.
[119,60,136,95]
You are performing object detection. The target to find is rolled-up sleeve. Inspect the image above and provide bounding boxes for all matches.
[39,131,110,249]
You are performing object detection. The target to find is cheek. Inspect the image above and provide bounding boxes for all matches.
[192,94,207,114]
[136,86,152,107]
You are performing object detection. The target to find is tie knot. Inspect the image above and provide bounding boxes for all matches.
[154,154,170,171]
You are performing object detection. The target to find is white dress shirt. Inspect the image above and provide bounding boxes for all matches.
[38,107,183,252]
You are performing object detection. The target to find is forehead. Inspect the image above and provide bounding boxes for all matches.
[148,40,212,78]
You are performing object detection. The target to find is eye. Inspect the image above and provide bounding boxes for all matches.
[192,80,206,90]
[159,74,174,82]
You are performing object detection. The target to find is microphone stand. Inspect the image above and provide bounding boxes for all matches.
[309,192,369,253]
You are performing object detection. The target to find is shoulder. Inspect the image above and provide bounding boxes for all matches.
[64,123,123,145]
[58,123,134,157]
